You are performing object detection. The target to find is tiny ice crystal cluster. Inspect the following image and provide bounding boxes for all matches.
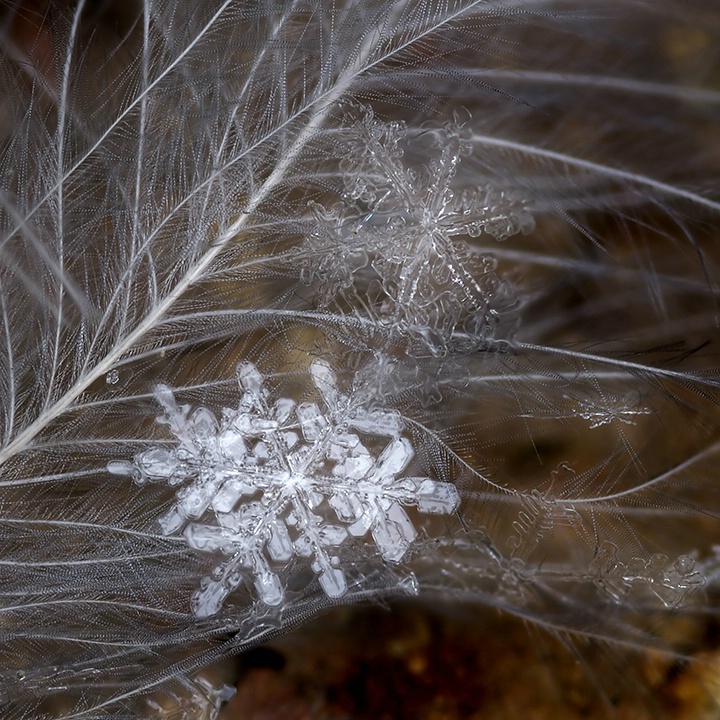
[109,359,459,617]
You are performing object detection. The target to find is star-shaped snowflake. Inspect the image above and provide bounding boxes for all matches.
[298,102,534,347]
[108,359,459,616]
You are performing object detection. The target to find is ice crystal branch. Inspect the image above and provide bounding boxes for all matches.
[506,462,584,561]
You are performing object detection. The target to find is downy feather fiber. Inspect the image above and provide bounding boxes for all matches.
[2,0,720,717]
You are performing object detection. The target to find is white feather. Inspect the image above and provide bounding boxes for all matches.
[2,0,720,717]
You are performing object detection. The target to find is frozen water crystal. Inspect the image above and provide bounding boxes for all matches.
[109,359,460,616]
[589,541,705,608]
[297,103,534,350]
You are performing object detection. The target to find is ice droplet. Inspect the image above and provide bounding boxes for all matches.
[254,566,284,606]
[105,369,120,385]
[137,448,178,480]
[416,479,461,514]
[373,502,416,562]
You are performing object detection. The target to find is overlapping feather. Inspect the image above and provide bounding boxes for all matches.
[1,1,720,717]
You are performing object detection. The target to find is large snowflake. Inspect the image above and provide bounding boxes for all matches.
[109,359,459,616]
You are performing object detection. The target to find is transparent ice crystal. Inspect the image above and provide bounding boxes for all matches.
[589,540,705,609]
[299,102,534,348]
[108,359,459,616]
[568,392,654,429]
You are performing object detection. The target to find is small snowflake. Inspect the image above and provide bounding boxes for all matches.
[298,102,533,348]
[506,463,583,561]
[108,359,459,616]
[588,541,705,608]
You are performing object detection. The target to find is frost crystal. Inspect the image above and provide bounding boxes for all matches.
[589,541,705,608]
[108,360,459,616]
[572,393,654,429]
[299,103,534,348]
[506,463,583,561]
